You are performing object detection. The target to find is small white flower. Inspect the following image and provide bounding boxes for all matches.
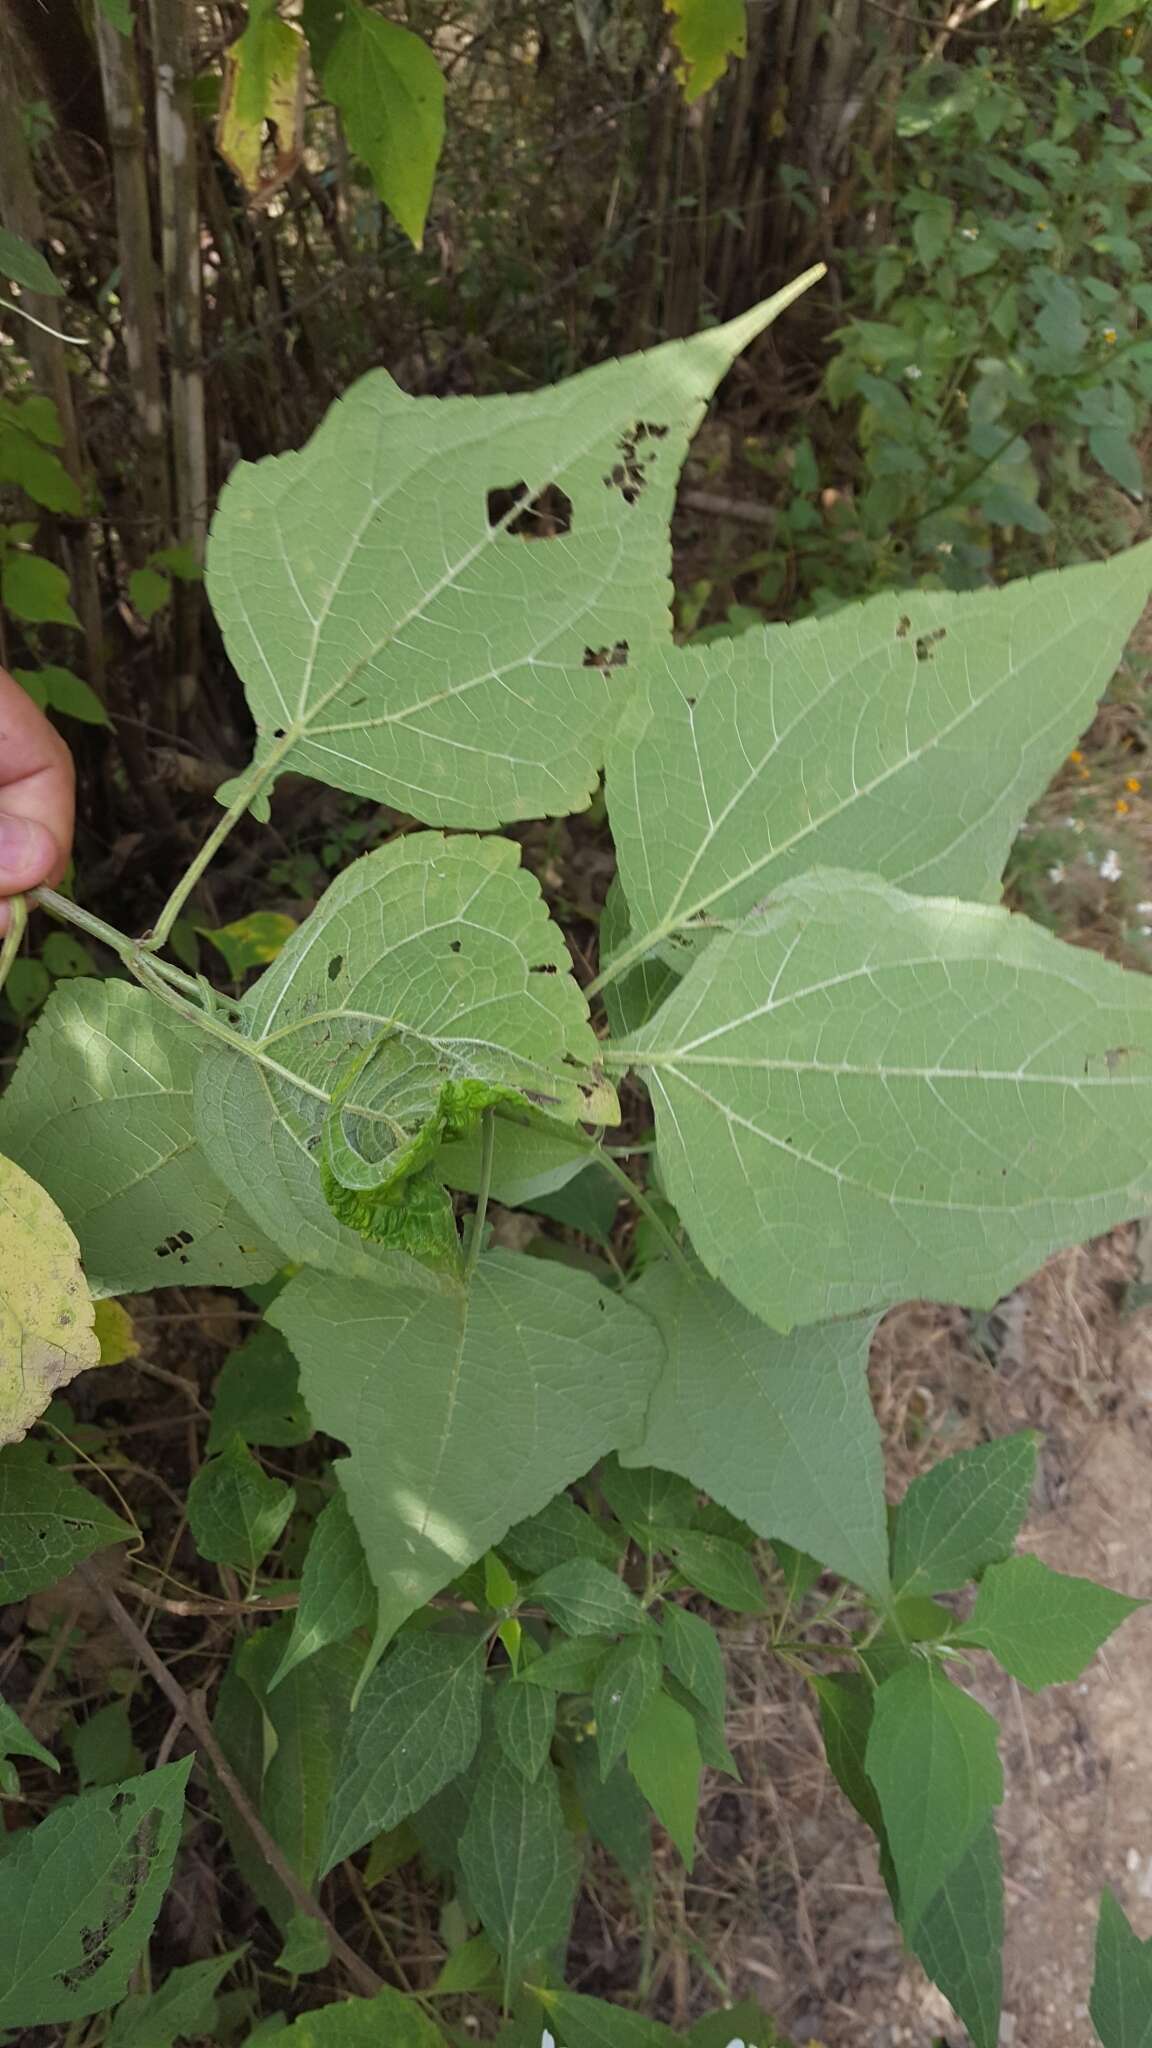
[1137,900,1152,914]
[960,226,979,240]
[905,363,923,381]
[541,2033,557,2048]
[1141,925,1152,937]
[1101,849,1123,882]
[1048,864,1065,884]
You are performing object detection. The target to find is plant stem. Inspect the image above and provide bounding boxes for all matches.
[142,743,291,951]
[464,1108,496,1280]
[30,885,208,1002]
[79,1561,383,1998]
[0,893,27,1000]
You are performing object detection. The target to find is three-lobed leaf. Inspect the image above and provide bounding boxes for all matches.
[617,870,1152,1327]
[206,280,819,828]
[959,1553,1144,1689]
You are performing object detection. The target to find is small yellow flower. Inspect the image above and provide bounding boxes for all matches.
[1117,798,1131,816]
[1036,221,1049,233]
[1127,777,1142,793]
[1104,328,1118,345]
[1069,750,1084,764]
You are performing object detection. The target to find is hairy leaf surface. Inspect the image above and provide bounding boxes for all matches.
[0,981,281,1295]
[270,1250,662,1646]
[607,543,1152,968]
[207,280,819,827]
[618,871,1152,1327]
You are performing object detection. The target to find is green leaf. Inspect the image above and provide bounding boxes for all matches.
[206,279,818,828]
[664,0,747,100]
[687,2000,782,2048]
[0,980,282,1296]
[539,1986,679,2047]
[606,543,1152,959]
[40,932,98,978]
[95,0,134,31]
[0,1758,191,2026]
[494,1675,556,1782]
[865,1662,1003,1934]
[70,1699,141,1789]
[2,552,80,627]
[272,1491,376,1686]
[531,1559,649,1637]
[1091,427,1144,498]
[268,1251,662,1647]
[525,1161,622,1243]
[598,1458,699,1550]
[570,1743,652,1885]
[127,565,171,620]
[200,910,298,978]
[0,426,83,513]
[813,1671,884,1837]
[650,1525,765,1613]
[0,1690,59,1779]
[440,1111,587,1207]
[196,834,614,1257]
[1090,1888,1152,2048]
[0,1151,99,1446]
[0,1449,132,1600]
[958,1554,1144,1689]
[909,1823,1003,2048]
[321,1630,485,1870]
[105,1953,242,2048]
[0,226,63,296]
[626,1690,701,1863]
[432,1930,501,1994]
[660,1605,726,1728]
[13,665,110,726]
[186,1434,293,1573]
[517,1636,615,1693]
[3,958,50,1020]
[501,1495,624,1576]
[273,1985,448,2045]
[626,1263,890,1598]
[323,8,444,245]
[618,869,1152,1328]
[458,1752,581,1995]
[891,1434,1037,1595]
[207,1322,313,1450]
[594,1631,663,1775]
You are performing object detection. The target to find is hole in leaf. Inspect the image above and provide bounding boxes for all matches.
[896,614,912,640]
[486,481,573,539]
[449,939,462,953]
[529,962,558,974]
[685,695,697,708]
[582,640,630,672]
[327,954,344,981]
[272,727,286,739]
[915,627,947,662]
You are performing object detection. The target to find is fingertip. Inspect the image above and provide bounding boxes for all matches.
[0,814,61,892]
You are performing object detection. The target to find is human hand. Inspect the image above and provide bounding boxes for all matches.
[0,665,75,934]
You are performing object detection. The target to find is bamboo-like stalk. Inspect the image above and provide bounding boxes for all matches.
[148,0,207,711]
[95,6,172,546]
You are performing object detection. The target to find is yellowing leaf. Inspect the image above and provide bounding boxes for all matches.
[93,1299,139,1367]
[0,1153,99,1446]
[200,911,298,977]
[665,0,747,100]
[217,3,308,204]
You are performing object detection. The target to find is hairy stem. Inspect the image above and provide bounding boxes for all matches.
[79,1561,383,1998]
[0,893,27,1000]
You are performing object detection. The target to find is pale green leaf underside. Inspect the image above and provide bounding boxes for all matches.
[0,1759,191,2026]
[607,539,1152,965]
[269,1249,663,1646]
[626,1262,889,1598]
[0,981,281,1296]
[196,834,613,1265]
[618,870,1152,1328]
[207,277,820,826]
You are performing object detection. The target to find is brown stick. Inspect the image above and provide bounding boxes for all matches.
[80,1562,382,1998]
[117,1576,300,1618]
[680,488,776,528]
